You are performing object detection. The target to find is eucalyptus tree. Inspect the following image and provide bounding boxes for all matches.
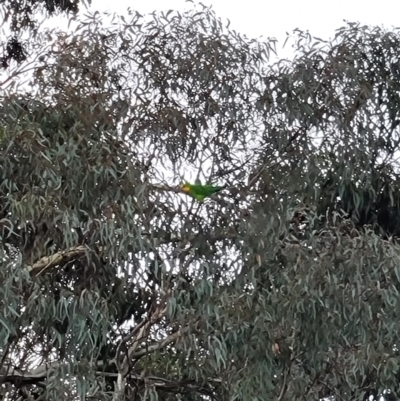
[1,6,400,401]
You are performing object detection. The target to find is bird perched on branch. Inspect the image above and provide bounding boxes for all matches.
[180,182,226,201]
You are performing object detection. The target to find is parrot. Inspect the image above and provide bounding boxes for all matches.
[180,182,226,201]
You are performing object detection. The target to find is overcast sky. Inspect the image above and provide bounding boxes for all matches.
[37,0,400,63]
[85,0,400,48]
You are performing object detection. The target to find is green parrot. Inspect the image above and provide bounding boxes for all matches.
[180,182,225,201]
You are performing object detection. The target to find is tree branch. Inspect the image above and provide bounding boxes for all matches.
[27,245,88,277]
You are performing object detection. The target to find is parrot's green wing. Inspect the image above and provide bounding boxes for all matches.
[180,182,225,201]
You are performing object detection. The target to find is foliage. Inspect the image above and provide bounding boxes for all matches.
[1,5,400,401]
[0,0,88,68]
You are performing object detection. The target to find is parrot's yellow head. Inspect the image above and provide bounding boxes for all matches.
[180,183,191,193]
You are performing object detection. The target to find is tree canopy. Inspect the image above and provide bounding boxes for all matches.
[1,5,400,401]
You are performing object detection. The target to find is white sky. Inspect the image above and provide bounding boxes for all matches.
[86,0,400,50]
[36,0,400,62]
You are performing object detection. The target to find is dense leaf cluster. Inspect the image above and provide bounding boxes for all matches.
[1,5,400,401]
[1,0,85,68]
